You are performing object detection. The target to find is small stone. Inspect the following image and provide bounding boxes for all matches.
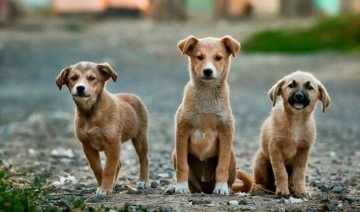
[151,181,159,189]
[289,196,303,204]
[321,203,336,211]
[189,198,212,205]
[340,193,355,204]
[165,184,175,195]
[228,200,239,207]
[320,193,330,203]
[158,205,172,212]
[278,197,289,204]
[320,184,331,192]
[251,189,266,196]
[331,185,343,193]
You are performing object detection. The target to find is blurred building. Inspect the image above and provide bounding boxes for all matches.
[1,0,360,23]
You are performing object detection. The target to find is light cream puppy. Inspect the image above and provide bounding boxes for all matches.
[253,71,331,198]
[56,61,149,196]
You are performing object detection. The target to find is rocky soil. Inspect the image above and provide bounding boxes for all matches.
[0,17,359,211]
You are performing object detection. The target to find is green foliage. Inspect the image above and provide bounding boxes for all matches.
[0,161,86,211]
[242,15,360,53]
[0,161,44,212]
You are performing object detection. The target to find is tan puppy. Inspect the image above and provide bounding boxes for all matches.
[56,61,149,196]
[172,35,252,195]
[253,71,331,197]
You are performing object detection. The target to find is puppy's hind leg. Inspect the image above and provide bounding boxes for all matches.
[253,150,275,192]
[132,132,150,189]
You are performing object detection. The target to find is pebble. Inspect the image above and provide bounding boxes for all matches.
[228,200,239,207]
[151,181,159,189]
[251,189,266,196]
[189,198,212,205]
[165,184,175,195]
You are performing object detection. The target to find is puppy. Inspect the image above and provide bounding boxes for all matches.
[56,61,149,196]
[172,35,252,195]
[253,71,331,198]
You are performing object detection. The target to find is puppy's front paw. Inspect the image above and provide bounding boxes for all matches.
[137,181,149,189]
[95,187,109,197]
[275,186,290,197]
[175,182,190,194]
[213,182,229,195]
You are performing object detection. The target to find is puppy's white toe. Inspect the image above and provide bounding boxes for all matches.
[213,182,229,195]
[175,182,190,194]
[137,181,149,189]
[95,188,108,197]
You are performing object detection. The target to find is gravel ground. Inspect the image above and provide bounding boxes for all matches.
[0,17,359,211]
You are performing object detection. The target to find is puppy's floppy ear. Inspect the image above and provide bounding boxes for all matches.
[268,79,285,107]
[97,63,118,82]
[318,83,331,113]
[178,35,199,56]
[221,35,241,57]
[56,67,71,90]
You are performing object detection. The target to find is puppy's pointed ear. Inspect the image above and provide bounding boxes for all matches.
[221,35,241,57]
[178,35,199,56]
[56,67,71,90]
[268,79,285,107]
[318,83,331,112]
[98,63,118,82]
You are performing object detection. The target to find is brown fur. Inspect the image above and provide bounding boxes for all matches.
[56,61,149,196]
[253,71,331,197]
[172,35,251,195]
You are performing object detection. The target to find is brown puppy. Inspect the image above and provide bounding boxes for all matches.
[172,35,252,195]
[56,61,149,196]
[253,71,331,198]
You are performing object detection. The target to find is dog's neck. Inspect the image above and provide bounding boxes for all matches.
[189,81,229,113]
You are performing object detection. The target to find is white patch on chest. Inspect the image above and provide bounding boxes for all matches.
[189,129,218,161]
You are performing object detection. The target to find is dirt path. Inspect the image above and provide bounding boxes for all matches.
[0,18,359,211]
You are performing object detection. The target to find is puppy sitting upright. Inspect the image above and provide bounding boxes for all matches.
[253,71,331,198]
[172,35,252,195]
[56,61,149,196]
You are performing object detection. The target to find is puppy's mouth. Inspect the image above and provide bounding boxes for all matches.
[288,97,310,110]
[73,94,91,100]
[200,77,216,82]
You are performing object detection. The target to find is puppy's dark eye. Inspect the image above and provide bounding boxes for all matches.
[70,76,78,81]
[88,76,96,81]
[196,55,204,61]
[288,81,296,88]
[306,83,313,90]
[215,55,222,61]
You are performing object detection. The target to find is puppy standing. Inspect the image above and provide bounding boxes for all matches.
[172,35,252,195]
[56,61,149,196]
[253,71,331,197]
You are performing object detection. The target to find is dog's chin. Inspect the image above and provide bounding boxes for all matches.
[73,95,91,102]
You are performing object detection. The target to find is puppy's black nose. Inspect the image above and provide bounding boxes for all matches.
[76,85,85,93]
[294,92,304,101]
[203,69,213,77]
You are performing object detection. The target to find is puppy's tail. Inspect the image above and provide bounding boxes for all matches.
[232,170,254,193]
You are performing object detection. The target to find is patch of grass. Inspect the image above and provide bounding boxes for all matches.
[0,161,85,211]
[0,161,44,211]
[242,15,360,53]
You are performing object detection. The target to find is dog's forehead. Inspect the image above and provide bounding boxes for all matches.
[286,71,317,84]
[197,37,224,49]
[71,61,98,72]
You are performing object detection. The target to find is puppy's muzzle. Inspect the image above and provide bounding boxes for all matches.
[201,68,216,81]
[288,91,310,109]
[74,85,90,98]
